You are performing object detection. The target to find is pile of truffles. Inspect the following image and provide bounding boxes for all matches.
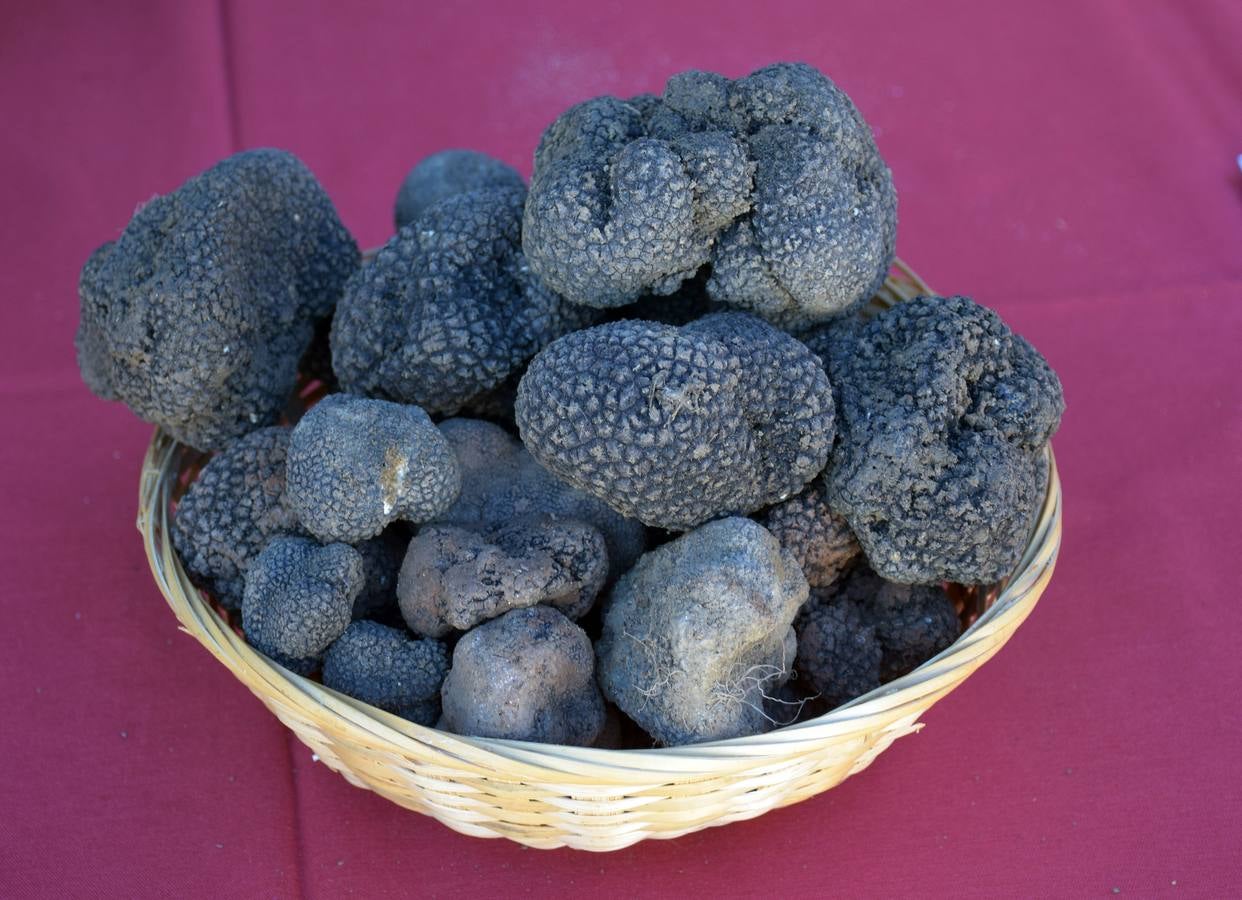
[78,63,1064,748]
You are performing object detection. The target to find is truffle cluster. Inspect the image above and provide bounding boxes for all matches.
[82,62,1064,750]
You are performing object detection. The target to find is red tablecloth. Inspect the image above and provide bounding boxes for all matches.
[3,1,1240,895]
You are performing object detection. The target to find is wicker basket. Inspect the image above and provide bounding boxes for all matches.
[137,261,1062,851]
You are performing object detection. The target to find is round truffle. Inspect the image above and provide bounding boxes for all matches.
[322,621,448,724]
[794,595,882,709]
[439,606,605,746]
[242,536,364,659]
[286,394,461,543]
[332,186,596,416]
[819,295,1064,584]
[596,518,808,746]
[394,149,525,230]
[76,149,359,450]
[172,426,304,610]
[759,479,860,591]
[869,580,961,680]
[515,315,833,530]
[522,63,896,324]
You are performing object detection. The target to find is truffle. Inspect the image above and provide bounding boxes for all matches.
[172,426,303,610]
[596,518,807,746]
[76,149,359,450]
[793,595,882,709]
[351,528,410,620]
[241,536,364,659]
[434,418,645,576]
[322,621,448,724]
[439,607,605,745]
[332,186,596,416]
[397,518,607,637]
[515,314,833,530]
[758,479,860,590]
[815,295,1064,583]
[523,63,896,324]
[394,149,525,230]
[869,579,961,680]
[285,394,461,543]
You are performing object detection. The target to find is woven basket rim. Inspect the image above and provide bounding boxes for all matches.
[136,257,1062,787]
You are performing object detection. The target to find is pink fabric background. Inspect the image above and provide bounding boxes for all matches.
[2,1,1240,895]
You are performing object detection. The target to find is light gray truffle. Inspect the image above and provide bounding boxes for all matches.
[396,519,607,637]
[286,394,461,543]
[440,606,605,745]
[433,418,645,576]
[596,518,808,746]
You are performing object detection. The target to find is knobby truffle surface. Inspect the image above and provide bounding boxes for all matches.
[76,149,359,450]
[172,427,304,610]
[439,606,605,745]
[523,63,896,324]
[394,149,525,230]
[242,536,364,659]
[596,518,808,746]
[286,394,461,543]
[332,186,596,415]
[322,621,448,724]
[758,479,859,590]
[397,519,607,637]
[814,295,1064,584]
[515,315,833,530]
[433,418,645,576]
[793,595,882,709]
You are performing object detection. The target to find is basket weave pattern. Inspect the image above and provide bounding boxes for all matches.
[138,262,1062,851]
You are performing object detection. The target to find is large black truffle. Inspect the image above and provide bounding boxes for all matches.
[332,186,596,416]
[172,426,304,610]
[394,149,525,230]
[76,149,359,450]
[814,295,1064,584]
[515,314,833,530]
[322,621,448,724]
[794,595,882,709]
[523,63,896,325]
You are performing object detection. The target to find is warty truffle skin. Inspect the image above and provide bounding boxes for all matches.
[433,418,646,576]
[758,478,860,591]
[439,606,606,746]
[76,149,360,451]
[332,186,597,416]
[322,621,449,724]
[522,63,896,324]
[794,595,882,709]
[241,536,365,660]
[285,394,461,543]
[172,426,304,610]
[596,518,808,746]
[869,578,961,680]
[515,314,833,530]
[815,295,1065,584]
[394,149,526,230]
[397,519,608,638]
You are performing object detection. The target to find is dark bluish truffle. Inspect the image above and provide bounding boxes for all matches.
[394,149,525,230]
[241,536,364,659]
[322,621,448,725]
[172,426,304,610]
[523,63,895,325]
[758,479,859,591]
[76,149,359,450]
[814,295,1064,584]
[332,186,596,416]
[439,607,605,746]
[793,596,882,709]
[350,529,409,620]
[285,394,461,543]
[515,314,833,530]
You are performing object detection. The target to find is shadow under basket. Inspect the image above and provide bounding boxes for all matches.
[137,260,1063,852]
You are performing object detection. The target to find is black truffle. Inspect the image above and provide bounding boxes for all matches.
[241,536,364,659]
[332,186,596,416]
[758,479,859,591]
[285,394,461,543]
[76,149,359,450]
[869,579,961,680]
[322,621,448,724]
[394,149,525,230]
[523,63,896,324]
[815,295,1064,584]
[434,418,645,576]
[793,596,882,709]
[397,519,607,637]
[172,426,303,610]
[515,314,833,530]
[439,606,605,745]
[351,528,410,620]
